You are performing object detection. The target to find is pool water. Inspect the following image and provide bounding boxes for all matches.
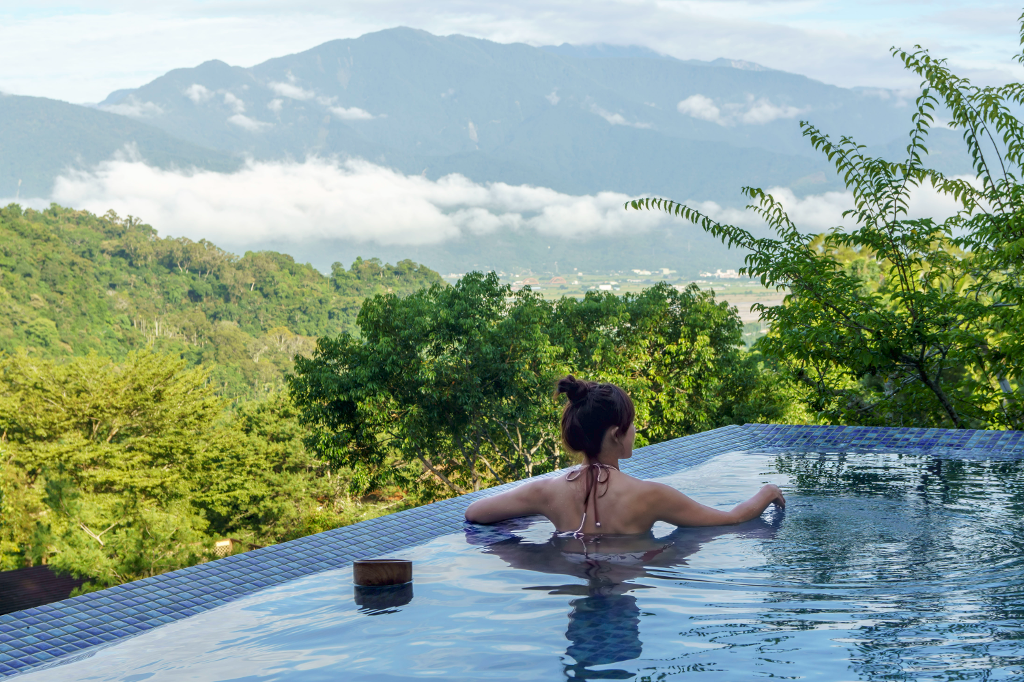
[22,451,1024,681]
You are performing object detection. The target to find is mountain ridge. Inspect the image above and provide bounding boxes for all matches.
[1,28,975,275]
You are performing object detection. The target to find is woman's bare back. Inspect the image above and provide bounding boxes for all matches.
[539,468,660,535]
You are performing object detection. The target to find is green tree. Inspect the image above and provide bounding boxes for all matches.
[290,274,804,497]
[628,28,1024,429]
[0,204,443,400]
[552,283,753,442]
[0,351,223,588]
[0,351,363,590]
[291,273,562,498]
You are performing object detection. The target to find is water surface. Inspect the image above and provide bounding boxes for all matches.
[24,451,1024,681]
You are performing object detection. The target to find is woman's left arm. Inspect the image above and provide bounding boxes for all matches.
[464,478,550,524]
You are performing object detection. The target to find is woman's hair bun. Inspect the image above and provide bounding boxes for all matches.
[554,375,635,460]
[556,375,591,403]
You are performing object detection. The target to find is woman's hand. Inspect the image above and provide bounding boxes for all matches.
[761,484,786,509]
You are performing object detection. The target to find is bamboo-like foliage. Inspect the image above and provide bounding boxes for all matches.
[628,22,1024,429]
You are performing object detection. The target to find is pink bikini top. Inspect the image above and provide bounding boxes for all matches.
[564,461,618,536]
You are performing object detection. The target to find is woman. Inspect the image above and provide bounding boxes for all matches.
[464,375,785,534]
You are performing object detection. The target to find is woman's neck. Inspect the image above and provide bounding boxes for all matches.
[586,455,620,469]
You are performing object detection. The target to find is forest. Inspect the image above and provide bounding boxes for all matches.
[0,204,441,400]
[3,30,1023,595]
[0,206,444,589]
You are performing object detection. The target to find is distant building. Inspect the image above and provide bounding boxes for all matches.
[549,276,567,284]
[632,269,652,276]
[699,269,741,279]
[522,277,541,286]
[598,284,613,291]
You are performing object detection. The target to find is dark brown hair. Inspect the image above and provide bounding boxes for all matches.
[554,375,635,460]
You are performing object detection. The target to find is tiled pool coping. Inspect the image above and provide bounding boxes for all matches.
[2,423,1022,677]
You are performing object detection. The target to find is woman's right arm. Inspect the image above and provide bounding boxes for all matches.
[648,482,785,527]
[464,478,551,524]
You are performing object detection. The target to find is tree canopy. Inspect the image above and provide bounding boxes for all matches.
[290,273,807,499]
[0,204,443,399]
[0,351,411,589]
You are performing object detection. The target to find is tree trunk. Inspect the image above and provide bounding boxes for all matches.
[414,451,464,495]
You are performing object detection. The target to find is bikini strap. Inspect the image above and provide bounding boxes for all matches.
[565,462,617,536]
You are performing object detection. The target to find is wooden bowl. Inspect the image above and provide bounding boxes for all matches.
[353,559,412,586]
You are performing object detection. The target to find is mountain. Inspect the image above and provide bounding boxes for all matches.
[2,29,975,276]
[0,94,239,199]
[94,27,963,200]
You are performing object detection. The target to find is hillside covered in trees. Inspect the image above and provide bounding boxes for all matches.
[0,204,446,593]
[0,203,442,398]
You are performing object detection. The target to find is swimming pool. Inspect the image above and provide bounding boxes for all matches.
[12,448,1024,681]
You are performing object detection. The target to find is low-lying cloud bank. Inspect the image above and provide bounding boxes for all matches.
[7,154,972,250]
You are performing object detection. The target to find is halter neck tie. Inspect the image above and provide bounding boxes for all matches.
[564,462,618,536]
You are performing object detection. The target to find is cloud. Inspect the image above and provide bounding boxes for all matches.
[267,98,283,112]
[589,104,651,128]
[96,97,163,118]
[677,93,805,126]
[223,92,246,114]
[676,94,722,124]
[268,81,315,100]
[227,113,270,131]
[740,98,804,124]
[689,179,973,233]
[467,120,478,143]
[184,83,213,103]
[546,90,560,105]
[329,106,374,120]
[48,154,677,247]
[858,86,917,107]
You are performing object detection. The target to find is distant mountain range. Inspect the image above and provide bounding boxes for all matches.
[0,28,974,275]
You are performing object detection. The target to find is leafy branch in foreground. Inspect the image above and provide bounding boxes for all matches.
[628,23,1024,429]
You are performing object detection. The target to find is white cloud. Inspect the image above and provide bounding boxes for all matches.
[48,155,676,247]
[678,93,805,126]
[546,90,560,105]
[267,98,283,112]
[589,104,651,129]
[677,94,722,124]
[467,120,478,143]
[688,178,974,233]
[96,97,163,118]
[329,106,375,120]
[268,81,315,100]
[29,151,979,260]
[227,113,270,131]
[223,92,246,114]
[184,83,213,103]
[739,98,805,124]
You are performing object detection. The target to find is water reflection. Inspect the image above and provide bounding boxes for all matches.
[352,582,414,614]
[468,512,783,680]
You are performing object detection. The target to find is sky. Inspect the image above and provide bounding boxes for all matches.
[1,0,1021,104]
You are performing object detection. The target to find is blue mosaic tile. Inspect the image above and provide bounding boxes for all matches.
[3,422,1023,677]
